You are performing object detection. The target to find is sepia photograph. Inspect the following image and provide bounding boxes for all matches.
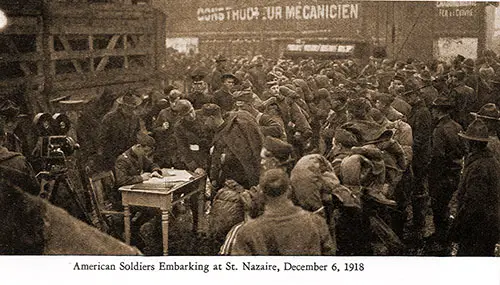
[0,1,499,280]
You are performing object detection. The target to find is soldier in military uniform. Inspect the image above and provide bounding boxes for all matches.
[452,119,500,256]
[209,55,229,93]
[98,90,143,171]
[233,90,285,140]
[427,97,466,254]
[187,70,214,110]
[448,70,476,128]
[114,133,162,188]
[172,99,211,172]
[213,73,237,116]
[470,103,500,163]
[202,104,263,191]
[406,88,433,243]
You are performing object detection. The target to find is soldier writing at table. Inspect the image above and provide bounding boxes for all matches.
[115,132,162,188]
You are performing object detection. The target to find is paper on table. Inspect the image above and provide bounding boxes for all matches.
[129,169,194,190]
[149,169,193,183]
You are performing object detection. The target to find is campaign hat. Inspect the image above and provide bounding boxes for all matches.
[117,89,142,107]
[458,119,490,142]
[430,97,454,109]
[470,103,500,121]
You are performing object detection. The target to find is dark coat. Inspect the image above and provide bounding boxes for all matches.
[210,111,263,189]
[407,101,433,169]
[213,89,235,115]
[99,108,141,170]
[419,85,439,108]
[247,66,267,97]
[0,146,39,195]
[430,115,465,175]
[274,97,312,140]
[173,116,211,171]
[114,148,160,187]
[152,107,179,167]
[210,67,224,93]
[231,201,335,255]
[256,112,286,140]
[186,91,214,110]
[453,149,500,247]
[449,83,476,128]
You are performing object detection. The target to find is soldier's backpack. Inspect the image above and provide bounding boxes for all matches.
[209,180,246,242]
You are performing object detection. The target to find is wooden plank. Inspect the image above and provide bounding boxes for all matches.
[48,25,152,35]
[49,47,152,61]
[89,35,94,73]
[95,35,120,72]
[0,52,43,63]
[123,34,129,69]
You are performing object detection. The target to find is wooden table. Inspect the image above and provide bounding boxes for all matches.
[119,170,206,255]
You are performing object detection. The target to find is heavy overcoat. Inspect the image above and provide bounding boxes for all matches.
[210,111,263,189]
[99,108,141,169]
[452,149,500,247]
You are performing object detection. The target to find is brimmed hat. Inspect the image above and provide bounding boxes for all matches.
[430,97,454,109]
[263,136,293,160]
[458,119,490,142]
[470,103,500,121]
[117,90,142,107]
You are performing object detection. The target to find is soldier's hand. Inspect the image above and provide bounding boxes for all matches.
[141,172,152,181]
[151,171,162,178]
[194,168,206,176]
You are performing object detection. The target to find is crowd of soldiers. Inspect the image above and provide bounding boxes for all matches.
[1,51,500,256]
